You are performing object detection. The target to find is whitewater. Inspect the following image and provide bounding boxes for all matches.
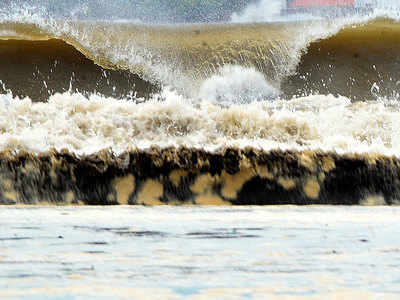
[0,7,399,156]
[0,2,399,205]
[1,91,400,156]
[3,3,400,299]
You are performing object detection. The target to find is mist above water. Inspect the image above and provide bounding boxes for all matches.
[2,0,400,24]
[0,0,255,23]
[231,0,282,23]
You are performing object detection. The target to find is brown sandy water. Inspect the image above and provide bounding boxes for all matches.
[0,5,399,300]
[0,17,399,205]
[0,19,399,100]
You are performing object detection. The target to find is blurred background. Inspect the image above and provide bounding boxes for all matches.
[0,0,399,23]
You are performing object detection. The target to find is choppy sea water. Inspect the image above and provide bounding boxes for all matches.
[0,1,399,299]
[1,206,400,299]
[0,3,400,205]
[0,8,400,155]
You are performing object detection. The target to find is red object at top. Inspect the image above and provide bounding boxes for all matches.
[288,0,355,7]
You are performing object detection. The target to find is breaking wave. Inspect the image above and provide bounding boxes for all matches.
[1,6,400,205]
[0,91,399,156]
[0,15,400,101]
[0,13,398,156]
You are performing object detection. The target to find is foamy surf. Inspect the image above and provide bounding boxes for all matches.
[0,3,399,205]
[0,90,398,156]
[3,3,400,300]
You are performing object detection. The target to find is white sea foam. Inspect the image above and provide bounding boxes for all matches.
[231,0,283,23]
[198,66,279,105]
[0,5,399,156]
[0,90,398,156]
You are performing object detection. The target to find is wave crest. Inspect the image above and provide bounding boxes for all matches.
[0,16,399,100]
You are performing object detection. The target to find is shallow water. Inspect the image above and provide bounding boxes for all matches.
[1,206,399,299]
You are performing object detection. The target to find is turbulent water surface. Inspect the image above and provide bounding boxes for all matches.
[2,206,400,299]
[2,2,400,299]
[1,15,400,154]
[0,4,400,204]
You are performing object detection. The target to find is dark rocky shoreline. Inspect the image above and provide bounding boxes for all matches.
[0,147,398,205]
